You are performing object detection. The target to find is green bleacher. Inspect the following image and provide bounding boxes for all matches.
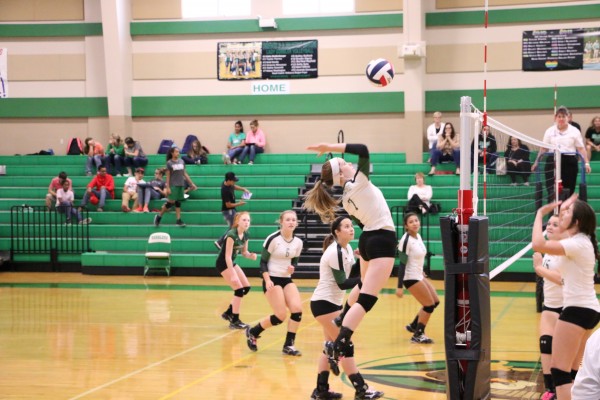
[1,152,597,278]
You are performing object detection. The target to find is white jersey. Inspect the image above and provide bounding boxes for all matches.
[541,253,563,309]
[312,242,355,306]
[399,233,427,281]
[262,231,303,278]
[559,233,600,311]
[572,328,600,400]
[543,124,584,153]
[342,171,394,232]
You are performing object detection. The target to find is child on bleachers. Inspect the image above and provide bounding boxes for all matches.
[57,181,91,225]
[45,171,72,209]
[136,168,167,213]
[122,168,145,212]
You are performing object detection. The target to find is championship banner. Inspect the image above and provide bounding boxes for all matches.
[522,27,600,71]
[218,40,318,80]
[0,48,7,98]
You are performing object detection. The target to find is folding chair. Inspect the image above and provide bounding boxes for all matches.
[144,232,171,276]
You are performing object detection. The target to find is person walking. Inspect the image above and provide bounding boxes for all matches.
[215,172,250,249]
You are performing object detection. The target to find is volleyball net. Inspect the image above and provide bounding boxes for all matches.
[461,101,561,280]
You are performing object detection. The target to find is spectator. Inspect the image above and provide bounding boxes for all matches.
[429,122,460,175]
[123,136,148,177]
[104,134,125,176]
[585,116,600,161]
[182,139,209,165]
[79,165,115,212]
[471,125,497,174]
[222,121,246,165]
[239,119,266,165]
[215,171,250,249]
[83,137,104,176]
[122,167,144,212]
[532,106,590,202]
[136,168,167,213]
[56,180,91,225]
[426,112,445,163]
[45,171,72,209]
[406,172,433,214]
[504,136,531,186]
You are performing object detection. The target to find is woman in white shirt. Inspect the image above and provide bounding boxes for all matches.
[397,212,439,344]
[245,210,304,356]
[406,172,433,214]
[310,216,383,400]
[532,194,600,400]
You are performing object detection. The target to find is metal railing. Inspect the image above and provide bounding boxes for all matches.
[10,205,92,266]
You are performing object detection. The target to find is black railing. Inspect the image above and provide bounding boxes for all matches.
[10,205,92,266]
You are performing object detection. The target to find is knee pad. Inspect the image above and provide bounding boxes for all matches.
[551,368,573,387]
[242,286,250,295]
[540,335,553,355]
[175,201,181,207]
[423,304,436,314]
[356,293,378,313]
[164,202,174,210]
[336,339,354,358]
[434,301,440,309]
[234,288,244,298]
[290,312,302,322]
[269,315,283,326]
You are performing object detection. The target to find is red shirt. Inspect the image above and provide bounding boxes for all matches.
[87,174,115,198]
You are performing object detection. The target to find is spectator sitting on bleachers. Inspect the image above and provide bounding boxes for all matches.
[406,172,434,214]
[222,121,246,165]
[79,166,115,212]
[470,125,498,174]
[426,111,445,163]
[429,122,460,175]
[123,136,148,176]
[585,116,600,160]
[45,171,72,209]
[182,139,209,165]
[104,133,125,176]
[122,167,144,212]
[83,137,104,176]
[136,168,167,213]
[57,180,91,225]
[238,119,266,165]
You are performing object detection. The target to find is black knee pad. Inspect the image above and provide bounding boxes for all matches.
[356,293,378,312]
[337,339,354,358]
[540,335,552,355]
[270,315,283,326]
[234,288,244,298]
[434,301,440,309]
[423,304,436,314]
[164,202,174,209]
[242,286,250,295]
[175,201,181,207]
[551,367,573,387]
[290,312,302,322]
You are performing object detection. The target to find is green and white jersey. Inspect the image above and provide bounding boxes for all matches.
[261,231,303,278]
[216,229,248,268]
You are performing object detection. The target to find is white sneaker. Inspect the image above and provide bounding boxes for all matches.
[222,153,231,164]
[116,173,122,177]
[79,217,92,225]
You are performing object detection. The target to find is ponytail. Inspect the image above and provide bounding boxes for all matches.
[322,234,335,251]
[302,180,339,223]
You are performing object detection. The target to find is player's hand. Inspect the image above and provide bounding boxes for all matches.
[395,288,404,298]
[537,201,560,216]
[307,143,332,157]
[287,265,295,275]
[532,252,543,268]
[264,280,274,290]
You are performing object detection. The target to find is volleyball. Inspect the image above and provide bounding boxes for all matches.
[366,58,394,87]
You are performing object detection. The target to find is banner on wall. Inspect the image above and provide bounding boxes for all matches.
[522,28,600,71]
[217,40,318,80]
[0,48,7,98]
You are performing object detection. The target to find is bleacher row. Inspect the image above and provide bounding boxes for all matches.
[1,152,599,279]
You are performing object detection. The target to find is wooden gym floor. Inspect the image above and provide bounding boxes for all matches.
[1,272,595,400]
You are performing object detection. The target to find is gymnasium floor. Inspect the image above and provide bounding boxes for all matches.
[0,273,571,399]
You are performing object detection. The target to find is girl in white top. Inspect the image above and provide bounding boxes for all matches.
[245,210,304,356]
[407,172,433,214]
[533,214,566,398]
[303,143,396,366]
[309,217,383,400]
[396,212,439,344]
[532,194,600,400]
[56,181,91,225]
[426,112,445,162]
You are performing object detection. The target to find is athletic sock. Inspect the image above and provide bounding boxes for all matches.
[250,323,264,337]
[285,331,296,347]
